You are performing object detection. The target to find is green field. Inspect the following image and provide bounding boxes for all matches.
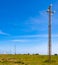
[0,54,58,65]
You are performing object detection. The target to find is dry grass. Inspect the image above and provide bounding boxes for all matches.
[0,54,57,65]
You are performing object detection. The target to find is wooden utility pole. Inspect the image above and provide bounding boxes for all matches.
[14,44,16,55]
[47,4,55,62]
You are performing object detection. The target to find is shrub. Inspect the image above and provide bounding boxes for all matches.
[54,54,58,56]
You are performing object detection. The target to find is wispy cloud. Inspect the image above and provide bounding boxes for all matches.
[0,30,10,36]
[24,16,48,32]
[11,34,58,40]
[12,39,29,42]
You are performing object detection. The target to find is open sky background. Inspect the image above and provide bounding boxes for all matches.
[0,0,58,54]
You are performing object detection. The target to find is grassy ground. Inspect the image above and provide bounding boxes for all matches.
[0,54,58,65]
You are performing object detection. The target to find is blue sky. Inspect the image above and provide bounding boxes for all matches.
[0,0,58,54]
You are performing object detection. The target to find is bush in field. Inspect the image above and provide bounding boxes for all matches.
[33,53,39,55]
[32,53,39,55]
[28,53,30,55]
[54,54,58,56]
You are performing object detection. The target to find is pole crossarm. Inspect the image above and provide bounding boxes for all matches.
[47,4,55,15]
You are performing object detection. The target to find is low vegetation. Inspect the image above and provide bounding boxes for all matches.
[0,54,58,65]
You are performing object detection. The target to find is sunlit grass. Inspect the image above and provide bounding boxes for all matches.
[0,54,58,65]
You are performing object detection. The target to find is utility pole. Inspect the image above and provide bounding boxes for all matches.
[14,44,16,55]
[47,4,55,62]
